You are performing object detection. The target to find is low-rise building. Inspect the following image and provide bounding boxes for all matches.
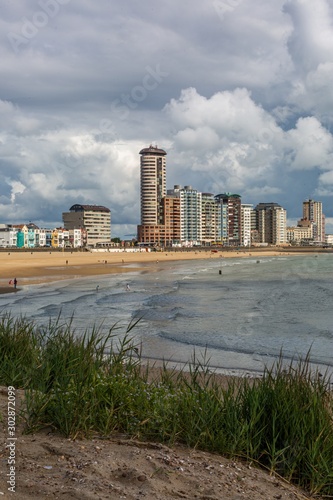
[0,224,18,247]
[62,204,111,247]
[287,224,313,244]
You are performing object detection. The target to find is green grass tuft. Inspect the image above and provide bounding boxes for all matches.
[1,313,332,496]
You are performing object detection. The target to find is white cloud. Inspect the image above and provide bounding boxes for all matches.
[286,117,333,171]
[6,179,26,203]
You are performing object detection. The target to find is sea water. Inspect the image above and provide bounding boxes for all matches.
[1,254,332,376]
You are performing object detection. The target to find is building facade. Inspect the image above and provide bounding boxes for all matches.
[161,194,181,246]
[139,145,167,226]
[302,199,324,242]
[287,225,313,244]
[215,193,242,246]
[137,145,168,245]
[202,193,218,244]
[256,202,287,245]
[241,204,254,246]
[0,224,18,247]
[179,186,202,245]
[62,204,111,246]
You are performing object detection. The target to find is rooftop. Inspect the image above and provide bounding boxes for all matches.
[69,204,111,213]
[139,144,167,156]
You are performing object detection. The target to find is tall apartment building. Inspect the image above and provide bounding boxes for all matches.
[62,204,111,246]
[179,186,202,245]
[302,199,324,242]
[241,204,254,246]
[215,193,242,246]
[255,202,287,245]
[138,191,181,246]
[139,145,167,225]
[202,193,218,244]
[137,145,168,245]
[161,194,181,246]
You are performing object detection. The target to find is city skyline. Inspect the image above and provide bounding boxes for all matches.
[137,144,324,246]
[1,0,333,239]
[0,147,330,242]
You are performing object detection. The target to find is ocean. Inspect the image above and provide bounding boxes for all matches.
[1,253,332,377]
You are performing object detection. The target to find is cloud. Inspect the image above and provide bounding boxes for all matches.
[6,179,26,203]
[284,0,333,73]
[0,0,333,237]
[164,87,282,194]
[286,117,333,171]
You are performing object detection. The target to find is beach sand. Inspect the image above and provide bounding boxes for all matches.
[0,246,309,293]
[0,247,324,498]
[0,383,312,500]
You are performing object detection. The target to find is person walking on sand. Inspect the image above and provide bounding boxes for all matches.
[13,278,17,289]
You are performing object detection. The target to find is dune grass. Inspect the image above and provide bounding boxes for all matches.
[1,313,333,496]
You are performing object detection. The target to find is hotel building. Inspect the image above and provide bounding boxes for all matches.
[62,204,111,246]
[287,224,313,244]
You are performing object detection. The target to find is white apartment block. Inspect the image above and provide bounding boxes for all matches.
[241,204,254,246]
[69,228,85,248]
[325,234,333,245]
[0,225,18,247]
[180,186,202,245]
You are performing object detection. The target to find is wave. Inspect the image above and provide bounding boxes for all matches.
[158,330,333,368]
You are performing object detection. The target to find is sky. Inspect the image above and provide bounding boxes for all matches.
[0,0,333,239]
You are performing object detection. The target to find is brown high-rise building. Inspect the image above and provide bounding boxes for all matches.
[215,193,242,246]
[302,199,324,242]
[255,202,286,245]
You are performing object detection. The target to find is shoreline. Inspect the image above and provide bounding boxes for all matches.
[0,247,325,292]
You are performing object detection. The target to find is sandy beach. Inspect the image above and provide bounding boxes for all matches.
[0,246,313,293]
[0,248,328,499]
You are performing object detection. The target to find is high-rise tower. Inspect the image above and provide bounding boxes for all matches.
[139,145,167,225]
[255,202,286,245]
[302,199,324,242]
[215,193,242,246]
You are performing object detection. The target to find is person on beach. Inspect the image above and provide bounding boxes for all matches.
[13,278,17,289]
[126,284,130,291]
